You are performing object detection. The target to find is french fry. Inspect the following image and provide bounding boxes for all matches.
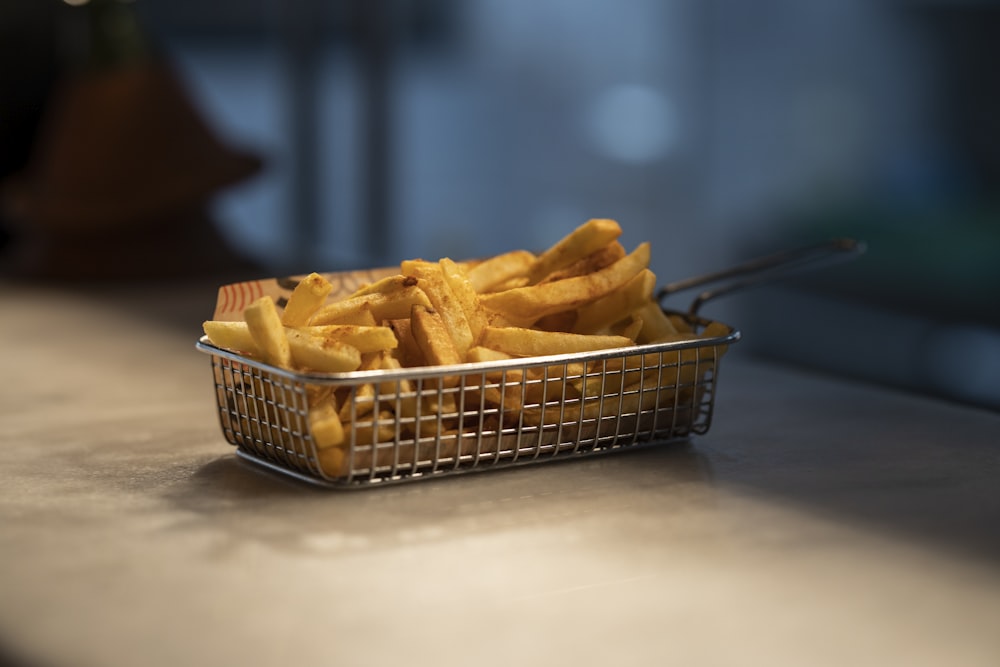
[339,381,377,421]
[410,305,463,370]
[618,315,644,341]
[526,218,622,284]
[633,300,680,344]
[466,346,513,364]
[440,257,489,343]
[281,272,333,326]
[479,326,634,357]
[311,304,378,327]
[480,242,650,326]
[573,269,656,334]
[309,401,345,449]
[386,317,426,367]
[539,241,626,284]
[348,274,418,298]
[310,286,431,325]
[285,328,362,372]
[466,249,535,293]
[203,320,257,355]
[294,325,398,354]
[244,296,291,368]
[402,260,474,358]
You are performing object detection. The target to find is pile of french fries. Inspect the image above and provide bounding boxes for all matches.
[203,219,727,477]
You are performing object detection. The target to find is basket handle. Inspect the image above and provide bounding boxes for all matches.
[657,237,867,315]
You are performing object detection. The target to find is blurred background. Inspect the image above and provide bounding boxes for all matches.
[1,0,998,407]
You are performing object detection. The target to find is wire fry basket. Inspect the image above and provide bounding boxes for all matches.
[195,238,864,488]
[197,312,736,488]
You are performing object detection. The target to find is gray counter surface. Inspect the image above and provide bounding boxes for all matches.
[2,282,999,667]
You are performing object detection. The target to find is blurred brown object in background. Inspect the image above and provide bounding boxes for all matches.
[0,0,262,282]
[1,61,262,281]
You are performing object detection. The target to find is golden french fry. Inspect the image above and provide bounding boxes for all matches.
[466,249,535,293]
[668,313,694,334]
[410,304,463,369]
[386,317,426,368]
[539,241,626,284]
[244,296,292,368]
[618,315,644,341]
[533,310,578,332]
[310,286,431,325]
[479,326,633,358]
[490,276,530,292]
[202,320,258,355]
[336,353,385,421]
[373,354,427,434]
[440,257,489,343]
[310,304,378,327]
[527,218,622,284]
[573,269,656,334]
[348,274,418,298]
[285,328,362,372]
[633,300,680,344]
[317,446,347,477]
[281,272,333,326]
[467,346,513,363]
[402,260,474,358]
[465,346,523,410]
[346,410,397,449]
[339,381,377,421]
[572,352,663,398]
[480,242,650,326]
[309,401,345,449]
[294,325,398,354]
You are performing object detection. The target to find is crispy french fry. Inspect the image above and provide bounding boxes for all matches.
[527,218,622,284]
[480,242,650,326]
[348,274,418,298]
[633,300,680,344]
[244,296,291,368]
[281,272,333,326]
[311,304,378,327]
[310,286,431,325]
[285,328,362,372]
[386,317,426,367]
[402,260,474,358]
[466,249,535,293]
[410,304,463,369]
[573,269,656,334]
[534,310,578,332]
[374,354,424,432]
[317,446,346,477]
[668,313,694,334]
[339,381,377,421]
[440,257,489,343]
[618,315,644,341]
[309,401,345,449]
[467,346,513,363]
[539,241,626,283]
[337,353,384,421]
[294,325,398,354]
[347,411,397,449]
[479,326,633,357]
[203,320,258,355]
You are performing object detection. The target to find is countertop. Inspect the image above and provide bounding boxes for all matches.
[2,280,999,667]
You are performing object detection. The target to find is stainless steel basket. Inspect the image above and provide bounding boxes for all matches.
[196,238,863,488]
